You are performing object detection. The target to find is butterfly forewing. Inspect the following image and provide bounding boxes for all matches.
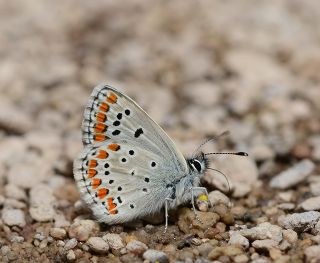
[74,84,188,223]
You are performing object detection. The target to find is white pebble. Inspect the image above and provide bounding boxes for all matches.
[29,183,56,222]
[252,239,278,250]
[50,228,67,240]
[1,208,26,227]
[56,240,65,247]
[103,233,124,250]
[4,184,27,201]
[228,232,250,249]
[143,249,169,263]
[126,240,148,255]
[64,238,78,250]
[270,159,315,189]
[278,211,320,232]
[208,190,231,207]
[277,203,295,211]
[68,219,98,242]
[304,245,320,262]
[240,222,283,243]
[311,182,320,196]
[299,196,320,211]
[29,205,56,222]
[86,237,109,254]
[282,229,298,244]
[66,250,76,261]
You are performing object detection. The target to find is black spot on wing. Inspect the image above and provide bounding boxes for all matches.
[134,128,143,138]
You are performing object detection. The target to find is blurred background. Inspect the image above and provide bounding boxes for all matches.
[0,0,319,184]
[0,0,319,260]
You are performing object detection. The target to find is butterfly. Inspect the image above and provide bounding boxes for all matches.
[73,84,247,231]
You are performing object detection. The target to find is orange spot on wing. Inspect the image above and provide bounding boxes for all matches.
[95,123,107,133]
[107,197,117,214]
[91,178,101,189]
[88,160,97,168]
[99,102,109,112]
[106,93,117,104]
[97,188,108,199]
[96,150,108,159]
[96,112,106,122]
[108,143,120,151]
[88,169,97,178]
[94,134,108,142]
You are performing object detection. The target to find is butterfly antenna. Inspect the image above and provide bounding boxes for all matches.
[192,131,230,158]
[207,167,231,193]
[205,151,248,157]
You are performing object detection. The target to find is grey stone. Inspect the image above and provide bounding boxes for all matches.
[86,237,109,254]
[143,249,169,263]
[270,159,315,189]
[2,208,26,227]
[278,211,320,232]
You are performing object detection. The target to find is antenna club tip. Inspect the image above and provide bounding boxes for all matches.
[237,152,249,156]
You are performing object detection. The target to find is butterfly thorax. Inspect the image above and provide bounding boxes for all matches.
[167,153,209,208]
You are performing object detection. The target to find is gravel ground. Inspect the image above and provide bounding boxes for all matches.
[0,1,320,262]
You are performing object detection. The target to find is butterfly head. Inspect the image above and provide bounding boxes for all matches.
[187,152,209,175]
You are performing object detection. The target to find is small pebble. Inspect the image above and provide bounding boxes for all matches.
[278,211,320,232]
[270,159,315,189]
[103,233,124,250]
[64,238,78,250]
[279,240,292,251]
[208,245,243,260]
[1,208,26,227]
[10,235,24,243]
[252,239,278,250]
[240,222,282,243]
[39,239,48,249]
[86,237,109,254]
[54,214,70,228]
[68,220,99,242]
[57,240,65,247]
[1,246,10,255]
[178,207,220,235]
[29,206,56,222]
[304,245,320,262]
[277,203,295,211]
[233,254,249,263]
[4,184,27,201]
[126,240,148,255]
[278,191,294,202]
[66,250,76,261]
[197,243,214,257]
[282,229,298,244]
[311,182,320,196]
[229,232,250,249]
[34,233,46,241]
[208,190,231,207]
[232,183,252,198]
[143,249,169,263]
[299,196,320,211]
[50,227,67,240]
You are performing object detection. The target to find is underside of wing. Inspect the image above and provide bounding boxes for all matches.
[73,141,171,224]
[81,84,188,174]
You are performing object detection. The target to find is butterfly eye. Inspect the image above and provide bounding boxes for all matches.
[192,159,202,172]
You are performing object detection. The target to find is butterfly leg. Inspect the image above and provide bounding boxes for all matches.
[164,197,174,233]
[190,187,211,223]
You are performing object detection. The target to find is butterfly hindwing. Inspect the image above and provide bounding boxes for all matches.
[74,141,175,223]
[74,84,189,223]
